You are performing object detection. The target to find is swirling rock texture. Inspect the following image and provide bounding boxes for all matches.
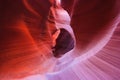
[0,0,120,80]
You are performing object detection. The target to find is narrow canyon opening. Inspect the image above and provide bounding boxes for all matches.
[53,28,74,58]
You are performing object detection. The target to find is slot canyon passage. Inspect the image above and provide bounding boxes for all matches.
[0,0,120,80]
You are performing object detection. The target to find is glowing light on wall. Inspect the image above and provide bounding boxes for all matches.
[0,0,120,80]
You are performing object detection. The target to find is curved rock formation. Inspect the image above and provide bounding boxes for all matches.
[0,0,120,80]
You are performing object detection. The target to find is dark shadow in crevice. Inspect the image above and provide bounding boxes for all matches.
[53,28,74,58]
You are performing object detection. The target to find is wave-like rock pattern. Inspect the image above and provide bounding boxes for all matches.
[0,0,120,80]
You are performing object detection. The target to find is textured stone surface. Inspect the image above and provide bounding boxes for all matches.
[0,0,120,80]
